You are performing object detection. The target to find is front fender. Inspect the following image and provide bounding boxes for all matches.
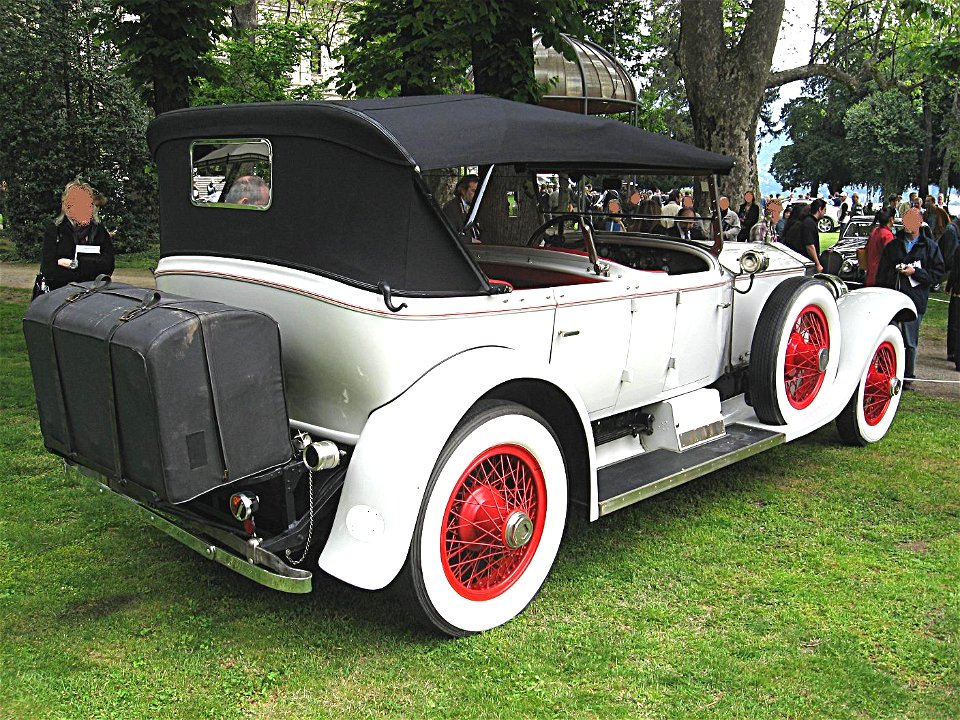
[834,287,915,385]
[317,346,593,591]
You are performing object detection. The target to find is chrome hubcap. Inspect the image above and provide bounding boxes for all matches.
[817,348,830,372]
[504,511,534,549]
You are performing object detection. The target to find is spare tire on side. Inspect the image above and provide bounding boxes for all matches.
[749,277,841,425]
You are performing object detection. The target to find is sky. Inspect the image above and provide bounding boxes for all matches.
[761,2,956,207]
[758,0,817,198]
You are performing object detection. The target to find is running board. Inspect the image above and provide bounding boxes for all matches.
[597,424,785,516]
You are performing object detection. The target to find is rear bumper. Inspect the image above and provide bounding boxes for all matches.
[66,464,313,594]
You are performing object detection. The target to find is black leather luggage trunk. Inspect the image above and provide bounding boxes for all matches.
[23,280,292,503]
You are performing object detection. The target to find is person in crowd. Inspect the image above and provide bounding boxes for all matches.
[876,207,945,384]
[937,192,947,209]
[718,196,741,241]
[603,196,625,232]
[749,199,781,243]
[224,175,269,206]
[863,199,875,216]
[887,194,901,217]
[897,192,916,217]
[947,239,960,370]
[775,205,791,237]
[660,189,681,229]
[781,199,824,272]
[538,182,552,213]
[40,180,115,292]
[442,174,480,243]
[838,192,850,238]
[940,215,960,363]
[923,195,949,241]
[669,207,707,241]
[622,188,644,231]
[736,190,760,241]
[864,209,896,287]
[850,192,863,216]
[635,199,662,234]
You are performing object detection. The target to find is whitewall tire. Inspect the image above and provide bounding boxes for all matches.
[836,324,905,445]
[750,277,842,425]
[402,402,567,636]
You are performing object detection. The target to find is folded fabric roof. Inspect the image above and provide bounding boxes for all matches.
[148,94,734,176]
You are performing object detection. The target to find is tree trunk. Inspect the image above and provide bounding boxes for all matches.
[232,1,259,32]
[939,155,952,200]
[678,0,785,202]
[152,77,190,116]
[471,19,536,103]
[475,167,541,246]
[919,96,932,198]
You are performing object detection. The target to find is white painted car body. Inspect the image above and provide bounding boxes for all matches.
[156,236,914,591]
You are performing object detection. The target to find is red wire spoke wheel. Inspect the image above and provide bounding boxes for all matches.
[863,341,897,425]
[784,304,830,409]
[441,445,546,600]
[403,402,567,636]
[837,324,904,446]
[750,277,841,425]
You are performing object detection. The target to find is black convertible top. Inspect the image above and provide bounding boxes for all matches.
[148,95,734,174]
[148,96,733,296]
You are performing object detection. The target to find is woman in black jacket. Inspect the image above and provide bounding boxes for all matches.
[736,190,760,241]
[41,180,115,291]
[876,208,945,382]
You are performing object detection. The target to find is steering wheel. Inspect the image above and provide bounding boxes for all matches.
[527,213,603,274]
[526,213,593,248]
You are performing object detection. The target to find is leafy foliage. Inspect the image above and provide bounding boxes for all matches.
[104,0,231,114]
[771,0,959,196]
[770,86,857,194]
[336,0,587,102]
[843,89,921,194]
[582,1,694,144]
[192,20,317,105]
[0,0,157,259]
[336,0,470,97]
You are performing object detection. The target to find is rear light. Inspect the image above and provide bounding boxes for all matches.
[229,492,259,521]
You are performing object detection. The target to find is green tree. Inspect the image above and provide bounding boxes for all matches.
[768,0,960,199]
[0,0,157,259]
[769,84,859,195]
[192,20,316,104]
[105,0,230,114]
[843,89,921,195]
[336,0,586,102]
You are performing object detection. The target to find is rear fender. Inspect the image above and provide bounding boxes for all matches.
[317,346,593,591]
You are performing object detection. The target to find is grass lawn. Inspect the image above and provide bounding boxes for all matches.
[1,287,957,719]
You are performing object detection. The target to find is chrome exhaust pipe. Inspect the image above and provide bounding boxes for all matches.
[302,440,340,471]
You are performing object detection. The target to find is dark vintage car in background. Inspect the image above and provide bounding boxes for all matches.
[820,215,902,286]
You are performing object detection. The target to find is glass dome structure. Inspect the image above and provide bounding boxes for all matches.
[533,33,639,122]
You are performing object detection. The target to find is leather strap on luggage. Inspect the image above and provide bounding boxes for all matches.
[42,276,115,458]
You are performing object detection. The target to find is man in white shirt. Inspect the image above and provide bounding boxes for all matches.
[718,196,740,241]
[660,189,681,228]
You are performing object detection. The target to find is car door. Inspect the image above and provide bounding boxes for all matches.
[549,282,632,413]
[664,276,728,392]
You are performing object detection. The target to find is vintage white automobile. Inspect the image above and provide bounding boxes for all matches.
[26,96,915,636]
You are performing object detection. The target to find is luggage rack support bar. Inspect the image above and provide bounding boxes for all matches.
[65,465,313,594]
